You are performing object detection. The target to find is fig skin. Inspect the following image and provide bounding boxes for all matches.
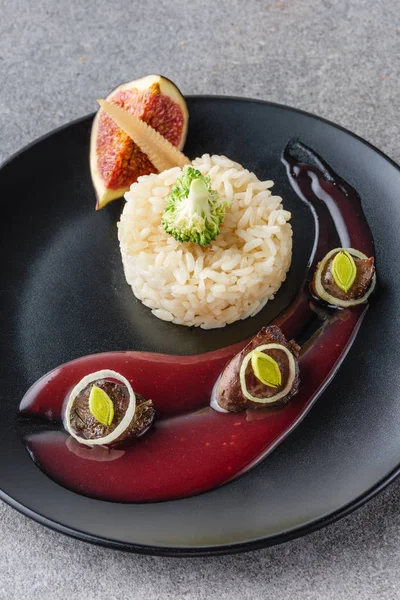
[216,326,300,413]
[90,74,189,209]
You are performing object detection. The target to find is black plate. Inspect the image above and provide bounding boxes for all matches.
[1,97,399,556]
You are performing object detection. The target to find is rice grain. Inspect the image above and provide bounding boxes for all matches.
[118,155,292,329]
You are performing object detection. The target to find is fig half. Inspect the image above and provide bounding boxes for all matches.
[90,75,189,209]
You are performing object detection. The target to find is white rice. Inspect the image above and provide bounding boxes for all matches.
[118,154,292,329]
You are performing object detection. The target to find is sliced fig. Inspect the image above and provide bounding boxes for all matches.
[90,75,189,209]
[98,100,190,173]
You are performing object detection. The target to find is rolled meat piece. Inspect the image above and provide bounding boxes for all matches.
[312,248,376,308]
[65,370,155,446]
[214,325,300,413]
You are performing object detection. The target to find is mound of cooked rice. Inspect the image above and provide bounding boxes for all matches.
[118,154,292,329]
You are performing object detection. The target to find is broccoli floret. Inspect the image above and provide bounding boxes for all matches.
[161,166,230,246]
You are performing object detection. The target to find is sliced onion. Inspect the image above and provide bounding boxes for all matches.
[64,370,136,446]
[314,248,376,308]
[239,344,296,404]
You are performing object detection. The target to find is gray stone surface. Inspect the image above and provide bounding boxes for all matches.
[1,0,400,597]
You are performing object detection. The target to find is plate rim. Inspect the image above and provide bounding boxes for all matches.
[2,462,400,556]
[1,94,400,556]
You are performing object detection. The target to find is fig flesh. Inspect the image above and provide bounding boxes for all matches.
[90,74,189,209]
[98,100,190,173]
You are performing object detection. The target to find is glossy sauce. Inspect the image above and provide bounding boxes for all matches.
[19,142,375,502]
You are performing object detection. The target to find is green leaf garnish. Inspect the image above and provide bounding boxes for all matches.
[251,350,282,389]
[331,250,357,292]
[88,385,114,426]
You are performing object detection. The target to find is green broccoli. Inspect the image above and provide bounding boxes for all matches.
[161,166,230,246]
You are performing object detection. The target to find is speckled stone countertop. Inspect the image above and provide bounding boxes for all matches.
[1,0,400,598]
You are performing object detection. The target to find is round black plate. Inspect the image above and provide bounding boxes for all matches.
[1,97,399,556]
